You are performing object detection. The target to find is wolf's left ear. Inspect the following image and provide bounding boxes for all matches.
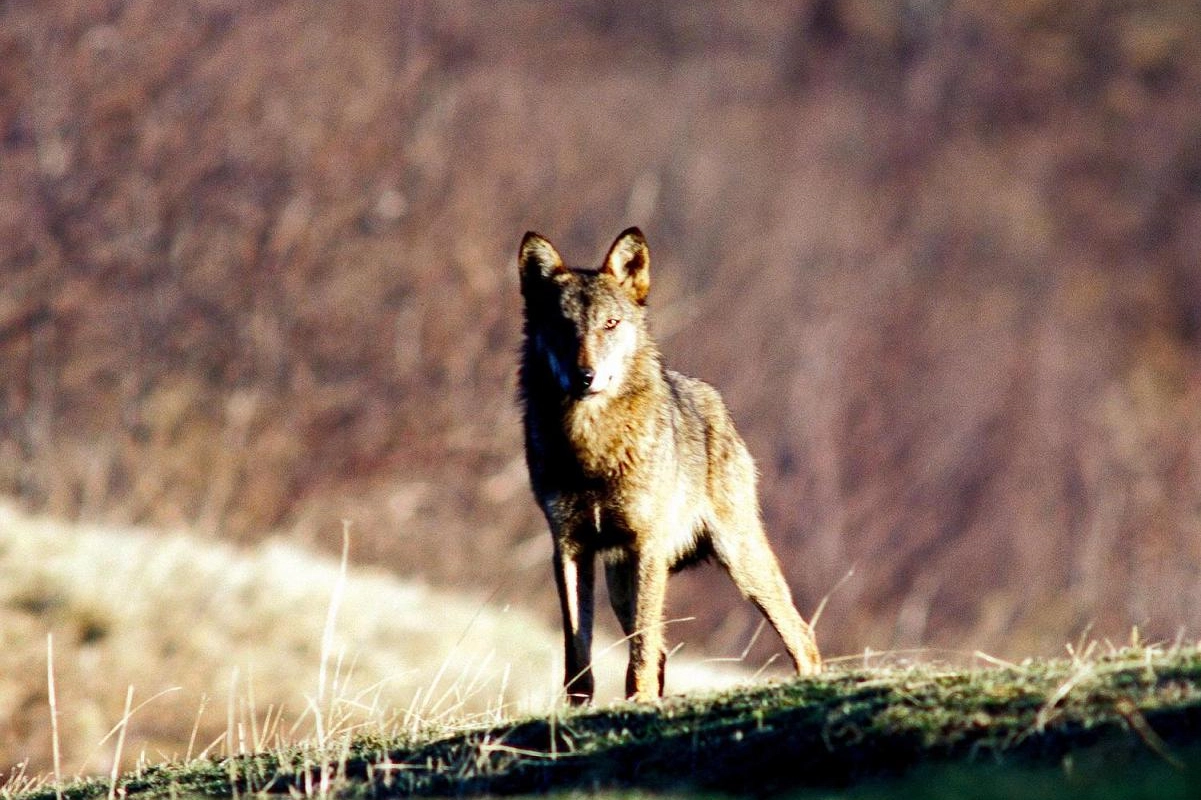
[602,227,650,304]
[519,232,567,287]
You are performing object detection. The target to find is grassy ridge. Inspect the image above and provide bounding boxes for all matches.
[19,645,1201,799]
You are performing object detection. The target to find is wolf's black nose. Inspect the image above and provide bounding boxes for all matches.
[578,368,596,391]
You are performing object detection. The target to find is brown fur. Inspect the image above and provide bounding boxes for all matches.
[518,227,822,704]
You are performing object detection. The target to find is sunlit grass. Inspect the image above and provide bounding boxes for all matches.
[0,503,749,795]
[8,639,1200,800]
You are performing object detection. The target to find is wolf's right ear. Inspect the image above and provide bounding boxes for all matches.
[519,232,567,286]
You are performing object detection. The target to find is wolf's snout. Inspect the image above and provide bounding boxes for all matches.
[577,367,597,392]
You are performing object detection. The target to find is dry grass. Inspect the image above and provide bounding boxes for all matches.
[0,503,748,777]
[2,0,1201,716]
[11,640,1201,800]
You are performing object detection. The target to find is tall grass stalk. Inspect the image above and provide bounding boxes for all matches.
[318,523,351,710]
[46,635,62,800]
[185,693,208,763]
[107,687,133,800]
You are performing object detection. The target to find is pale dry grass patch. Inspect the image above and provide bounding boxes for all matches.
[0,502,748,781]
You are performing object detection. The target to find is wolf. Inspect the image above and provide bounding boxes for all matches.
[517,227,823,704]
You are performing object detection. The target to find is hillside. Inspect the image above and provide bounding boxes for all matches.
[3,0,1201,695]
[13,645,1201,799]
[0,504,745,777]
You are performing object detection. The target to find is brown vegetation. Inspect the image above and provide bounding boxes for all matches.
[2,0,1200,685]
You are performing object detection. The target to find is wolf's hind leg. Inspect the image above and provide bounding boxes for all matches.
[713,522,822,676]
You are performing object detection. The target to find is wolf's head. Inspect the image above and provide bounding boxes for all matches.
[519,228,653,401]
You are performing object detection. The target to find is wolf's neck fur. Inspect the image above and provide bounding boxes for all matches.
[563,344,665,478]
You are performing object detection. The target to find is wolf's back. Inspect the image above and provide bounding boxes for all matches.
[661,368,757,484]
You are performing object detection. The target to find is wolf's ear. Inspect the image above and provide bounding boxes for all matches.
[602,227,650,304]
[519,232,566,286]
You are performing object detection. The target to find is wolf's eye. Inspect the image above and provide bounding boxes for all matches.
[603,318,621,331]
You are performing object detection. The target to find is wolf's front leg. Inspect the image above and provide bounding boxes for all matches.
[606,558,665,699]
[628,549,669,702]
[553,542,596,704]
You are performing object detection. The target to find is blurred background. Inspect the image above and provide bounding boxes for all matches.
[3,0,1201,776]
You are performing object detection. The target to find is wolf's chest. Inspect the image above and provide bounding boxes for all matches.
[561,398,656,479]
